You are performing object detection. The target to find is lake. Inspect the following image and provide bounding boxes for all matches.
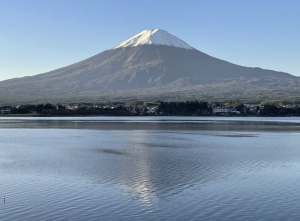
[1,117,300,220]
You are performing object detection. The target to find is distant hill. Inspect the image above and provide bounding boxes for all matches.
[0,28,299,105]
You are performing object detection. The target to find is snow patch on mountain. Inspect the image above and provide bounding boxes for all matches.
[113,29,194,50]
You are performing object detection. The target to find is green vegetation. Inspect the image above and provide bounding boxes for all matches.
[10,103,131,116]
[158,101,209,116]
[1,100,300,117]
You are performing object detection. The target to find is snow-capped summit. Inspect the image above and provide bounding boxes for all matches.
[113,28,194,50]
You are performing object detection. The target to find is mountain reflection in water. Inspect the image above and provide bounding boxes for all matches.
[1,117,300,220]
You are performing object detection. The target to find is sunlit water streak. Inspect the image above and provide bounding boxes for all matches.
[1,117,300,220]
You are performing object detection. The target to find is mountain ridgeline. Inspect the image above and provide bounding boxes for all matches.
[0,29,299,105]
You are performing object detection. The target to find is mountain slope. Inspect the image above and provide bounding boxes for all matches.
[0,29,299,104]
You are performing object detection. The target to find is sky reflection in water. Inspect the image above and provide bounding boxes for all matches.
[1,117,300,220]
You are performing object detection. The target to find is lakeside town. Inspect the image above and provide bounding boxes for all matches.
[0,100,299,116]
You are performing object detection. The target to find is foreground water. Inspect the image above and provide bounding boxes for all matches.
[1,117,300,220]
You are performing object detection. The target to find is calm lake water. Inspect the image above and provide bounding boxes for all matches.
[1,117,300,220]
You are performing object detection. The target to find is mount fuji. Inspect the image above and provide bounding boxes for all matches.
[0,29,299,104]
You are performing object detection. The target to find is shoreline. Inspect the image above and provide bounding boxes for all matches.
[0,114,300,118]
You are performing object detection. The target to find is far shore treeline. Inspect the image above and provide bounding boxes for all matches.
[1,100,300,117]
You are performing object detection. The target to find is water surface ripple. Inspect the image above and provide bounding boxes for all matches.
[1,117,300,220]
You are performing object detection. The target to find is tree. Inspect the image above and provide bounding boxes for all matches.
[260,104,280,116]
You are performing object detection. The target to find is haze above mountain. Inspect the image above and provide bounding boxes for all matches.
[1,29,299,104]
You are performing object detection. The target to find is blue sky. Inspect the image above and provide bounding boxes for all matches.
[0,0,299,81]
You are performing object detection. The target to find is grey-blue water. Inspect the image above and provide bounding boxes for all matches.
[1,117,300,220]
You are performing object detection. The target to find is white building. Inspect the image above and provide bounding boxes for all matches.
[212,106,240,114]
[147,106,158,114]
[1,108,11,114]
